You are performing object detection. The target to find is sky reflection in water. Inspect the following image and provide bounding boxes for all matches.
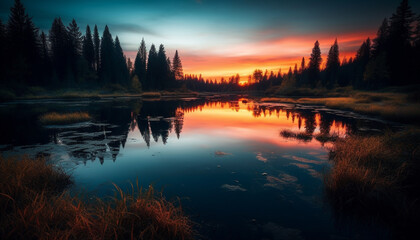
[0,97,391,239]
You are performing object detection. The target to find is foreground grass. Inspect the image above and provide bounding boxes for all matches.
[0,156,193,240]
[324,130,420,237]
[261,90,420,124]
[39,112,92,125]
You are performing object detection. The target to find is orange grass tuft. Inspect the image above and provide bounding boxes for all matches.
[0,156,193,240]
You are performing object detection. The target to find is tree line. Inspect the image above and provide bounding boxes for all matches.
[184,0,420,92]
[0,0,184,94]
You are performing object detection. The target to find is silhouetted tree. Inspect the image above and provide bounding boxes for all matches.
[93,25,100,71]
[134,38,147,87]
[39,32,51,85]
[388,0,415,85]
[7,0,40,85]
[156,44,170,90]
[308,40,322,87]
[325,39,340,88]
[252,69,263,83]
[82,25,95,70]
[114,36,129,86]
[172,50,183,80]
[0,20,6,83]
[300,57,305,72]
[49,17,69,85]
[146,44,158,90]
[99,25,115,84]
[372,18,390,56]
[353,38,371,88]
[127,57,133,74]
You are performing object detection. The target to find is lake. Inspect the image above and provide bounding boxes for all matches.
[0,96,395,239]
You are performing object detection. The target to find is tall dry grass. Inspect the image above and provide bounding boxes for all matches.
[324,130,420,236]
[39,112,92,125]
[261,91,420,124]
[0,156,193,240]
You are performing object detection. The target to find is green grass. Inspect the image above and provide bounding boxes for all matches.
[39,112,92,125]
[324,130,420,236]
[0,156,193,240]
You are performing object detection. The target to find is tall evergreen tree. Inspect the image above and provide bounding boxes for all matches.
[388,0,415,84]
[93,25,100,71]
[372,18,390,56]
[114,36,129,86]
[134,38,147,87]
[325,39,340,88]
[156,44,170,90]
[82,25,95,69]
[300,57,305,72]
[146,44,158,90]
[0,20,6,83]
[67,19,82,57]
[7,0,40,85]
[49,17,69,84]
[99,25,115,84]
[39,32,51,85]
[172,50,183,80]
[308,40,322,87]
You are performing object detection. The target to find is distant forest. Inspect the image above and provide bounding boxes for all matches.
[185,0,420,92]
[0,0,184,95]
[0,0,419,96]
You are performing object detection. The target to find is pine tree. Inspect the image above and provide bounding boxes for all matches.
[134,38,147,87]
[7,0,40,85]
[372,18,389,56]
[353,38,371,88]
[39,32,51,85]
[300,57,305,72]
[82,25,95,69]
[49,17,69,84]
[0,20,6,83]
[172,50,183,80]
[146,44,158,90]
[325,39,340,88]
[114,36,129,86]
[127,58,133,75]
[388,0,415,85]
[67,19,82,57]
[157,44,170,90]
[326,39,340,70]
[93,25,100,71]
[308,40,322,87]
[99,25,115,84]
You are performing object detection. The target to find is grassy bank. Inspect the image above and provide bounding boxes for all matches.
[261,89,420,124]
[0,86,199,102]
[0,156,193,240]
[39,112,92,125]
[324,130,420,237]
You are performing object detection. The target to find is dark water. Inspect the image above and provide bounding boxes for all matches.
[0,96,395,239]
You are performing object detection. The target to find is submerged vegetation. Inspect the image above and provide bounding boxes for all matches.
[0,156,193,240]
[39,112,92,125]
[324,130,420,237]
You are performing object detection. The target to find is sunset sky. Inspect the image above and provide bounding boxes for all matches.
[1,0,419,80]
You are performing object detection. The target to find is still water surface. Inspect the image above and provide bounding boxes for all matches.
[0,97,394,239]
